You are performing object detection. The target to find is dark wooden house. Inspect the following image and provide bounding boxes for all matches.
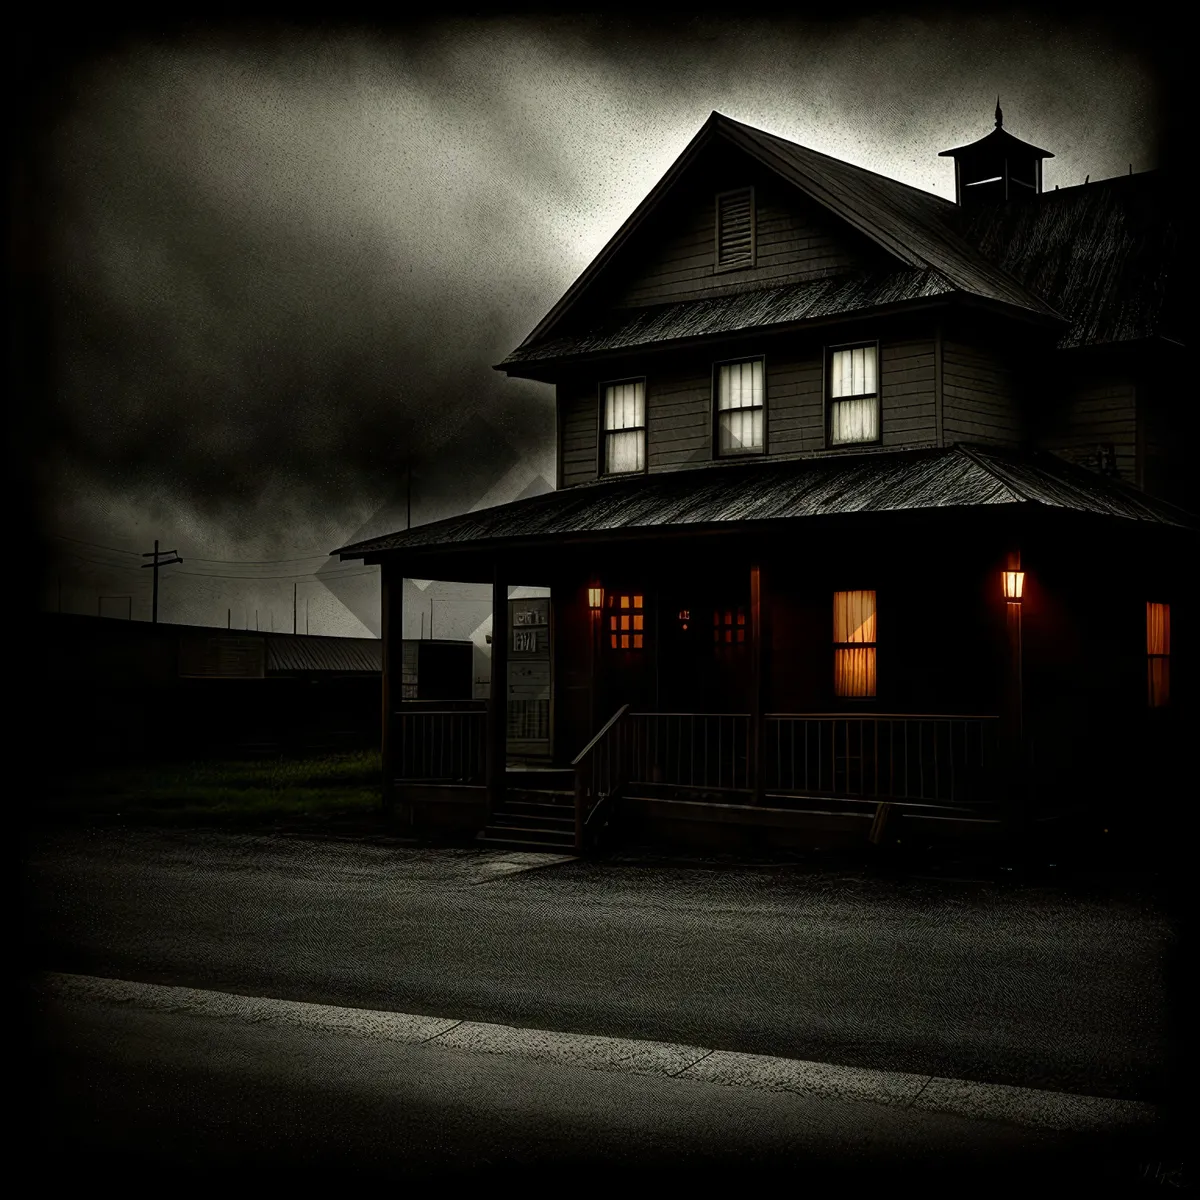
[335,108,1192,855]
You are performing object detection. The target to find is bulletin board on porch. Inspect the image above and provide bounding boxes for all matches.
[507,597,552,758]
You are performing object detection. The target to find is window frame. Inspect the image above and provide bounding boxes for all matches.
[832,587,878,701]
[597,376,649,478]
[711,354,768,459]
[605,591,647,653]
[824,340,882,450]
[714,186,756,274]
[1146,600,1171,709]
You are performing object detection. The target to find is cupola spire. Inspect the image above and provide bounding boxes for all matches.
[995,96,1003,128]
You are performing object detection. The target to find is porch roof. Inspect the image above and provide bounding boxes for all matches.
[334,445,1197,561]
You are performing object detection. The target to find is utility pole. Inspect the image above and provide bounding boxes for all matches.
[306,597,310,635]
[227,608,231,629]
[293,582,298,634]
[141,539,183,624]
[407,461,412,530]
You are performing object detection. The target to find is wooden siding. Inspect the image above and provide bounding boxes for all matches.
[941,338,1024,447]
[557,336,938,486]
[615,177,871,309]
[559,385,599,486]
[880,339,937,447]
[647,369,712,470]
[1035,376,1138,484]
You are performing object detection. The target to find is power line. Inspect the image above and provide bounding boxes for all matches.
[51,531,364,567]
[170,566,379,581]
[54,548,376,582]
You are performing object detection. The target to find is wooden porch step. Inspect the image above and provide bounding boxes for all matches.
[493,808,574,826]
[477,829,576,851]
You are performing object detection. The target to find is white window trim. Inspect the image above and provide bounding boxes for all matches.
[712,356,767,458]
[826,341,882,448]
[598,377,648,477]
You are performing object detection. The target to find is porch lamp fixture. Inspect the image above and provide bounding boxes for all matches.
[1003,570,1025,601]
[588,586,604,610]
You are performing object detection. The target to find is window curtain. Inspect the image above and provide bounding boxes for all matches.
[605,382,645,473]
[717,360,764,453]
[1147,602,1170,707]
[834,589,877,697]
[830,346,879,444]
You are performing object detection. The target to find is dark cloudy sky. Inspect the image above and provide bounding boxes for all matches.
[16,12,1171,635]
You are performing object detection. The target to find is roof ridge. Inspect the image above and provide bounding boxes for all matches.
[716,113,960,209]
[952,444,1034,503]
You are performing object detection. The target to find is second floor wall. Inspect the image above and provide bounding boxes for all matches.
[553,313,1189,510]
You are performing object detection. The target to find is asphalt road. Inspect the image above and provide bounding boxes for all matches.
[25,983,1166,1186]
[22,827,1180,1103]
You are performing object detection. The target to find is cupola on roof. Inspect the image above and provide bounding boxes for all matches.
[939,100,1055,207]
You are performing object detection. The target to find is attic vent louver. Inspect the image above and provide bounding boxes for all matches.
[715,187,754,271]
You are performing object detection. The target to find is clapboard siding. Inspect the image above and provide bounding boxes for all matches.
[559,387,598,486]
[556,337,938,485]
[616,178,869,308]
[648,370,713,470]
[941,339,1024,446]
[880,339,937,447]
[1035,378,1138,484]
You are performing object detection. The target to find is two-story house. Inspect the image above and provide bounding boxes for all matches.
[334,107,1191,857]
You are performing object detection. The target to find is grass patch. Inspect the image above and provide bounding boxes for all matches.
[41,750,385,826]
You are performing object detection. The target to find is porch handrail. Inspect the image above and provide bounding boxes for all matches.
[572,704,630,852]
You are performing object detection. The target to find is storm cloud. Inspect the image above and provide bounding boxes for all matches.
[18,14,1167,630]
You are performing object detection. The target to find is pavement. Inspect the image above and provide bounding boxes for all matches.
[26,971,1173,1185]
[21,827,1189,1182]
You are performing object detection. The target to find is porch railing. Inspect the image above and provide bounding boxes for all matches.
[765,714,1001,807]
[572,704,630,851]
[625,712,752,794]
[395,703,487,784]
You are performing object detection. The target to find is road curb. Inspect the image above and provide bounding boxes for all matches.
[37,971,1159,1135]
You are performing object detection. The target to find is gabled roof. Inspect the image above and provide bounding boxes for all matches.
[953,171,1178,349]
[335,445,1195,560]
[502,111,1061,369]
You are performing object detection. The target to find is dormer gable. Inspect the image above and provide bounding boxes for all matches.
[500,111,1060,374]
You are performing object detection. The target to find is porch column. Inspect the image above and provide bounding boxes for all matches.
[1002,550,1027,844]
[487,560,509,813]
[750,562,765,805]
[380,561,403,818]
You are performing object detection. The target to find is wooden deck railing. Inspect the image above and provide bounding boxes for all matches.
[625,712,752,794]
[765,714,1001,807]
[395,703,487,784]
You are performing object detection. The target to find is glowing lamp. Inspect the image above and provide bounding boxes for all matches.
[1002,570,1024,601]
[588,587,604,610]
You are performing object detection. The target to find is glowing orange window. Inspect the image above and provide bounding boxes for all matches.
[607,593,645,649]
[713,606,746,645]
[1147,602,1170,707]
[833,589,877,698]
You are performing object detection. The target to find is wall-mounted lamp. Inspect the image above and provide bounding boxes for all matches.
[588,586,604,610]
[1002,570,1025,601]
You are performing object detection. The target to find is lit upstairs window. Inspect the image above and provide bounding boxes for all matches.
[1147,602,1170,707]
[715,187,754,271]
[603,380,646,474]
[829,344,879,445]
[608,593,645,650]
[715,358,765,456]
[834,589,877,697]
